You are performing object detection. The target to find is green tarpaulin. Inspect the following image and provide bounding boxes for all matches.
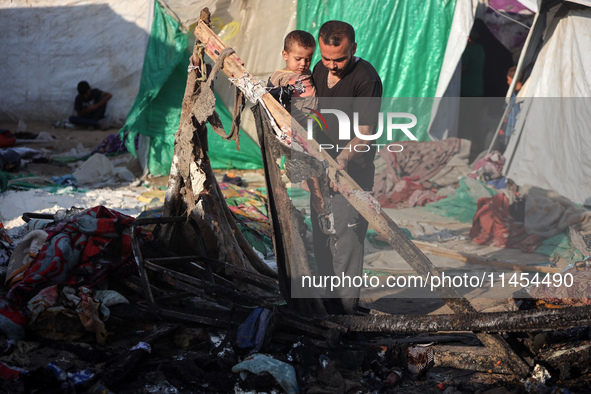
[121,1,262,176]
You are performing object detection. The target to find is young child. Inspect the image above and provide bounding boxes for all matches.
[268,31,328,230]
[499,66,523,150]
[268,30,316,114]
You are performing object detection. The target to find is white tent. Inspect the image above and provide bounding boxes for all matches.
[427,0,591,205]
[0,1,155,124]
[428,0,535,142]
[502,0,591,205]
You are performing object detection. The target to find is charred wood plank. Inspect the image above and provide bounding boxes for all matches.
[540,340,591,380]
[433,345,514,374]
[159,21,275,278]
[253,104,326,315]
[329,306,591,333]
[145,261,280,307]
[147,255,280,293]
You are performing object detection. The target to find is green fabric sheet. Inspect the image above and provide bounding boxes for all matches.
[121,0,262,176]
[296,0,455,142]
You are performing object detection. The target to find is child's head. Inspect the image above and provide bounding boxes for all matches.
[506,66,522,91]
[282,30,315,74]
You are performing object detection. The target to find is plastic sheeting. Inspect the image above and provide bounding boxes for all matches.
[120,0,188,176]
[0,0,151,123]
[504,5,591,205]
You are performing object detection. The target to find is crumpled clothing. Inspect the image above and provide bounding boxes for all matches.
[0,222,13,245]
[76,288,107,345]
[376,176,445,208]
[470,193,541,253]
[27,285,59,323]
[0,361,26,381]
[236,307,272,352]
[524,261,591,307]
[232,354,298,394]
[373,138,464,201]
[51,174,78,188]
[92,132,129,155]
[470,151,505,181]
[0,340,39,368]
[6,230,48,287]
[407,189,446,208]
[522,184,591,238]
[0,206,137,339]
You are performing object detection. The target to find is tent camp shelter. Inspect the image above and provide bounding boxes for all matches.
[1,0,459,176]
[500,0,591,205]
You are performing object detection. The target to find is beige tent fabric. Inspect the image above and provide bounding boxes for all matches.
[0,0,295,134]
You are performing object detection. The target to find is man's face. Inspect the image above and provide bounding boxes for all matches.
[319,36,357,78]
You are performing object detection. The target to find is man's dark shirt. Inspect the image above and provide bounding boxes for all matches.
[312,58,383,190]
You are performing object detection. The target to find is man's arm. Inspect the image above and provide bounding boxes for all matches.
[76,92,112,116]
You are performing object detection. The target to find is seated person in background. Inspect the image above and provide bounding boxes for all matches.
[69,81,112,130]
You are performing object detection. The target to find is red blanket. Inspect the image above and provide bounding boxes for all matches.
[0,206,137,338]
[470,193,541,253]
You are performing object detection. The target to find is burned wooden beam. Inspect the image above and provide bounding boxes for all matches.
[147,255,280,293]
[433,345,514,374]
[160,12,277,280]
[144,261,280,307]
[329,306,591,333]
[540,340,591,380]
[253,103,326,315]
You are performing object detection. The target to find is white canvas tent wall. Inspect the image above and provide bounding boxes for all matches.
[0,0,295,129]
[428,0,535,141]
[0,0,153,124]
[502,0,591,205]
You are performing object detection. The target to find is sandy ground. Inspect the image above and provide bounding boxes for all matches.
[0,121,148,231]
